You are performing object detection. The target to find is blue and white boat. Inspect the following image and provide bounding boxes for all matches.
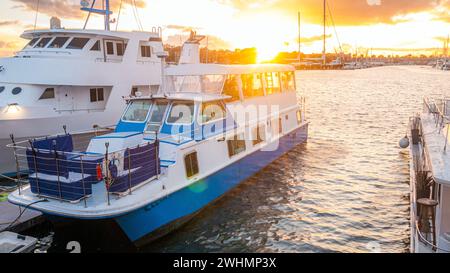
[7,58,308,245]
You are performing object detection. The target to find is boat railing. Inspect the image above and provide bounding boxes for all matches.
[7,134,161,207]
[5,99,308,206]
[415,220,450,253]
[6,124,210,206]
[423,97,450,151]
[16,50,72,56]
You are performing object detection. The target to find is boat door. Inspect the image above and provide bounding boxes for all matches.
[104,39,125,62]
[57,87,74,111]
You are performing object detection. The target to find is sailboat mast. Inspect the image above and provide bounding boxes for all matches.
[323,0,326,66]
[298,11,301,62]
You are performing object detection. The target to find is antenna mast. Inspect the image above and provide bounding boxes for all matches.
[81,0,113,31]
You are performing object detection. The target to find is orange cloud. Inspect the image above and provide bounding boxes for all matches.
[218,0,447,25]
[0,20,21,27]
[165,33,232,49]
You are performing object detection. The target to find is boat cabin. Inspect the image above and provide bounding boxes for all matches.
[17,29,163,63]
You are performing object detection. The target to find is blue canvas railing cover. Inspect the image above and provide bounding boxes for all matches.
[25,135,104,201]
[108,141,160,193]
[30,134,74,152]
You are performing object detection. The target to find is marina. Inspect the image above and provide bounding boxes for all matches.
[1,0,450,256]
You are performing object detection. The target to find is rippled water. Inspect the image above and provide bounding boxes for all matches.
[144,66,450,253]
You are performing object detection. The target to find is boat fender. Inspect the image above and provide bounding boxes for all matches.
[399,136,410,149]
[96,164,103,181]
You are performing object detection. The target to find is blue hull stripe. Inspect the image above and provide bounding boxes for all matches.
[115,124,309,242]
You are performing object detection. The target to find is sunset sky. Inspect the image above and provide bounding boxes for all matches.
[0,0,449,60]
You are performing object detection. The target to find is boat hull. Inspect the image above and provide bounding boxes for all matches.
[115,123,308,245]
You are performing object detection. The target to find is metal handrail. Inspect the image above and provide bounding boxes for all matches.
[423,97,450,150]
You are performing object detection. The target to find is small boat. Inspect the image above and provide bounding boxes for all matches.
[7,57,309,245]
[406,98,450,253]
[0,0,165,177]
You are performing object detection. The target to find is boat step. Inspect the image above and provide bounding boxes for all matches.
[0,231,38,253]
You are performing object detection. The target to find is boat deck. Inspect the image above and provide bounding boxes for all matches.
[420,113,450,185]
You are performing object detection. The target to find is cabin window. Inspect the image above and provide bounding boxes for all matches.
[48,37,69,48]
[34,37,52,48]
[131,87,138,96]
[0,86,4,93]
[141,46,151,57]
[167,102,195,124]
[223,75,240,102]
[279,118,283,134]
[39,88,55,100]
[27,38,40,48]
[296,110,302,124]
[90,40,100,51]
[242,73,264,98]
[252,125,266,146]
[146,101,169,132]
[67,38,90,50]
[227,134,246,157]
[265,72,281,95]
[199,102,226,124]
[184,151,199,178]
[106,42,114,55]
[116,43,124,56]
[12,87,22,95]
[90,88,104,102]
[122,100,152,122]
[287,71,296,91]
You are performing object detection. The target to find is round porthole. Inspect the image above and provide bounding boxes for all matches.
[0,86,5,93]
[12,87,22,95]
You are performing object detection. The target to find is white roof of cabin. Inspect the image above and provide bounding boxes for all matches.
[165,63,295,76]
[21,29,160,41]
[128,92,231,102]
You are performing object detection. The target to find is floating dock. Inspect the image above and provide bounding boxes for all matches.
[0,200,44,233]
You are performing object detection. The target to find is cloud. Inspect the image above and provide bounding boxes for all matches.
[299,34,332,45]
[12,0,147,20]
[165,24,202,33]
[217,0,446,25]
[165,33,232,49]
[0,40,21,49]
[0,20,21,27]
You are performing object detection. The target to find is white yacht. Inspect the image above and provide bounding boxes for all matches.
[406,98,450,253]
[0,0,164,177]
[7,57,308,245]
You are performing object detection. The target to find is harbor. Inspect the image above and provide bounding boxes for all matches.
[2,65,449,253]
[1,0,450,256]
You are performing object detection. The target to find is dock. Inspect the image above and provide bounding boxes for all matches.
[0,200,44,233]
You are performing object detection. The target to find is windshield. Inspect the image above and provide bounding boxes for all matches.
[146,101,169,132]
[166,75,225,93]
[122,100,152,122]
[167,102,195,124]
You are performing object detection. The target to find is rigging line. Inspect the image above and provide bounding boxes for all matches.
[133,0,144,31]
[128,0,140,31]
[33,0,40,31]
[83,0,97,30]
[115,0,124,31]
[326,0,343,54]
